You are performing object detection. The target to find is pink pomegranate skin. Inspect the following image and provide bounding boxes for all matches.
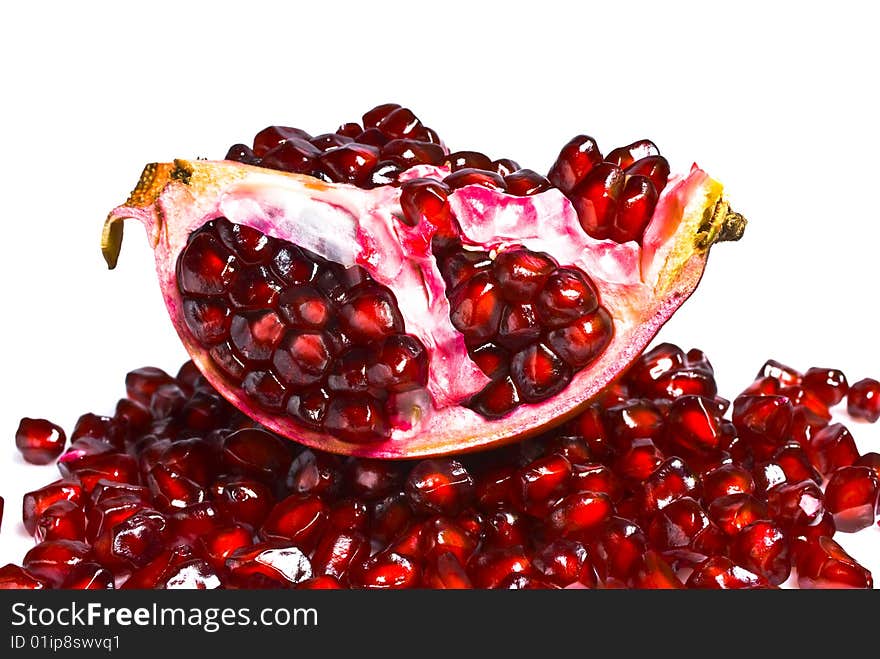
[103,156,741,458]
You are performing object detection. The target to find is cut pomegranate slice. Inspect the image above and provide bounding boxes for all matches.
[102,105,745,457]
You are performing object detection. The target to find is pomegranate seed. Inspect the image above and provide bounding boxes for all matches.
[729,521,790,586]
[510,343,572,403]
[519,454,572,504]
[547,491,613,538]
[483,509,529,549]
[443,151,493,171]
[686,556,770,589]
[423,553,473,589]
[351,550,420,589]
[805,423,860,475]
[802,367,849,406]
[298,575,344,589]
[708,494,769,537]
[35,500,86,543]
[399,178,455,235]
[569,162,624,240]
[420,517,478,565]
[467,546,533,589]
[625,155,670,193]
[199,524,253,571]
[612,176,657,243]
[534,268,599,327]
[701,464,755,502]
[288,449,343,498]
[61,562,115,590]
[732,395,793,460]
[381,139,444,167]
[639,457,699,513]
[212,477,275,528]
[221,428,293,482]
[533,540,596,588]
[612,438,664,482]
[647,497,725,565]
[23,540,93,587]
[227,542,313,588]
[631,550,684,589]
[664,395,725,453]
[796,536,873,589]
[0,564,47,590]
[766,479,825,528]
[855,452,880,480]
[758,359,803,387]
[823,466,880,532]
[547,135,602,192]
[253,125,311,156]
[15,418,66,465]
[847,378,880,422]
[406,459,475,515]
[504,169,552,196]
[312,530,370,583]
[261,494,328,551]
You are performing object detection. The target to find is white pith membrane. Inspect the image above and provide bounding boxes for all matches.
[104,159,725,457]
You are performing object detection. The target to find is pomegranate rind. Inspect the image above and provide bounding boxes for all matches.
[104,159,736,458]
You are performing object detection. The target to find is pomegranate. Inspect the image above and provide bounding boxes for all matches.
[5,341,878,589]
[102,104,745,456]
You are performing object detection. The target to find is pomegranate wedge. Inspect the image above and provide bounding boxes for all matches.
[102,107,744,457]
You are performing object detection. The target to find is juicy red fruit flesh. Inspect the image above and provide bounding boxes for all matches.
[7,342,880,589]
[15,418,67,465]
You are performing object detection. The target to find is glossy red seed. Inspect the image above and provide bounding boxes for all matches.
[585,517,645,583]
[221,428,293,482]
[546,308,613,368]
[708,494,769,536]
[399,178,455,236]
[227,542,313,588]
[381,139,443,167]
[547,491,613,538]
[730,521,790,586]
[23,540,93,587]
[686,556,770,589]
[492,249,557,303]
[406,459,475,515]
[534,268,599,328]
[15,418,66,465]
[212,477,274,529]
[732,395,793,460]
[766,479,825,528]
[351,550,420,589]
[823,466,880,532]
[569,163,624,240]
[647,497,725,565]
[519,454,572,504]
[253,125,312,156]
[796,536,873,589]
[547,135,602,192]
[449,273,504,342]
[847,378,880,422]
[0,564,47,589]
[261,494,328,551]
[312,530,370,583]
[632,550,684,589]
[504,169,552,196]
[625,155,670,193]
[444,168,506,191]
[533,540,596,588]
[323,396,389,443]
[802,367,849,406]
[639,457,699,513]
[701,464,755,503]
[467,546,533,589]
[612,175,656,243]
[423,554,473,589]
[443,151,493,171]
[510,343,572,403]
[34,500,86,542]
[806,423,860,475]
[613,438,664,482]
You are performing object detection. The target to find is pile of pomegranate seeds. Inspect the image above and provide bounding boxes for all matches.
[2,343,877,589]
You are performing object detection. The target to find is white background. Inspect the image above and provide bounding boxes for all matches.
[1,2,878,581]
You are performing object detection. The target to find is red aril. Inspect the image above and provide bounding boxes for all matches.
[15,418,66,465]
